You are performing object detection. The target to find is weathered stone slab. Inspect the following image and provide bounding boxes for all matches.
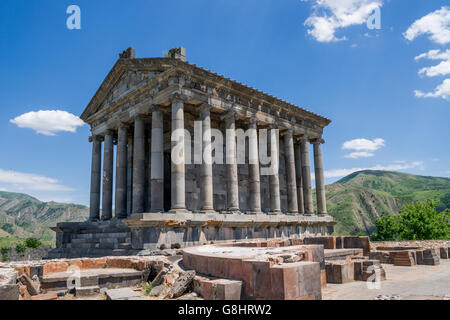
[19,273,39,296]
[0,284,20,300]
[75,285,100,297]
[30,292,58,300]
[167,270,195,298]
[106,287,141,300]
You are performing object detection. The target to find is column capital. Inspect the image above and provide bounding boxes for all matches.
[104,129,116,136]
[221,110,239,123]
[118,121,130,130]
[280,128,294,137]
[311,138,325,145]
[133,113,151,122]
[297,134,310,142]
[199,103,211,117]
[149,104,162,113]
[170,92,187,103]
[248,117,258,127]
[199,103,211,110]
[89,135,104,143]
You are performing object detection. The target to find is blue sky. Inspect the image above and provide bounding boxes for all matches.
[0,0,449,205]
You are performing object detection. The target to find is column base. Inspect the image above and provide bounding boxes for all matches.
[267,210,283,215]
[199,209,218,214]
[247,211,263,215]
[169,208,191,214]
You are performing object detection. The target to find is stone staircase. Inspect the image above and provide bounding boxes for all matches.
[47,221,139,259]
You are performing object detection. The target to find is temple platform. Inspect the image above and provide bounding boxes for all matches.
[48,213,336,259]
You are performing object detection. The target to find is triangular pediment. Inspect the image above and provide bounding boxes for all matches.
[81,58,177,122]
[98,70,160,110]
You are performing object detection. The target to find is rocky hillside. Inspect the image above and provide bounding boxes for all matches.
[325,171,450,235]
[0,191,89,242]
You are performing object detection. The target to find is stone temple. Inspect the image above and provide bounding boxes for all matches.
[51,47,335,258]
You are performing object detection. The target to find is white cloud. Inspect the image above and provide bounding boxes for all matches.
[415,79,450,100]
[415,49,450,77]
[342,138,385,151]
[404,6,450,45]
[303,0,383,43]
[0,169,73,192]
[323,161,424,179]
[345,151,375,159]
[10,110,85,136]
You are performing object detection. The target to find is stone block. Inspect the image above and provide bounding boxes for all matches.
[252,261,272,299]
[296,261,321,300]
[75,285,100,297]
[215,279,242,300]
[325,261,354,284]
[335,236,344,249]
[106,288,141,300]
[168,270,196,299]
[416,250,424,265]
[270,264,299,300]
[343,236,370,256]
[18,273,39,296]
[319,269,326,289]
[423,249,440,265]
[354,260,385,282]
[0,284,20,300]
[393,251,415,266]
[30,293,58,300]
[439,247,449,259]
[303,236,336,249]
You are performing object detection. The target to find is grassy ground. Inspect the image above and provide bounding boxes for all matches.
[0,236,54,249]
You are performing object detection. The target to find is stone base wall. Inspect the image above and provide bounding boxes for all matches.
[51,213,335,256]
[125,212,335,250]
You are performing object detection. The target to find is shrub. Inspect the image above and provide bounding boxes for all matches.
[25,237,42,249]
[1,247,9,262]
[15,243,27,256]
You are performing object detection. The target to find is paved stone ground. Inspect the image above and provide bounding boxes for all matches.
[323,260,450,300]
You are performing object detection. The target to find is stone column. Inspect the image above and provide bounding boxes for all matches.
[248,119,262,214]
[224,113,239,212]
[126,134,133,216]
[101,131,114,220]
[300,137,314,214]
[313,139,327,215]
[170,96,187,212]
[284,130,298,214]
[89,136,102,221]
[268,127,281,214]
[115,124,128,219]
[294,141,305,214]
[150,108,164,212]
[200,105,214,212]
[132,116,146,214]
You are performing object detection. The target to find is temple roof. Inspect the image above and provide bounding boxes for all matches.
[81,51,331,128]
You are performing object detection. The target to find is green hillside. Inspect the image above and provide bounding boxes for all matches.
[324,170,450,235]
[0,191,89,242]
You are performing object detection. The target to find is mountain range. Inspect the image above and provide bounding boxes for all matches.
[325,170,450,235]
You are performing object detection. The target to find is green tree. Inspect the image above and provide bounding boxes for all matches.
[398,200,449,240]
[371,214,400,241]
[371,200,450,241]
